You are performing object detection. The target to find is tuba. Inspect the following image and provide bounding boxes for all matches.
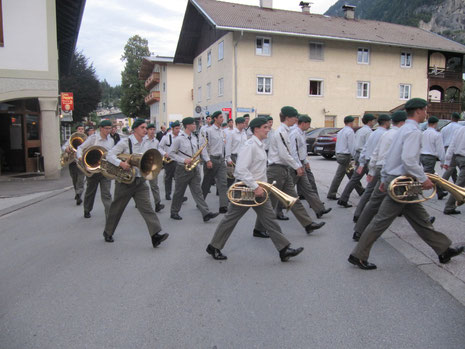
[60,132,87,167]
[185,139,208,171]
[388,173,465,205]
[227,180,298,209]
[77,145,107,177]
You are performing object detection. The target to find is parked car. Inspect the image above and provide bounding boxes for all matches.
[305,127,341,154]
[314,127,361,159]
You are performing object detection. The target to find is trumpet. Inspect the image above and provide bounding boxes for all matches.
[388,173,465,205]
[185,139,208,171]
[228,181,298,209]
[60,132,87,167]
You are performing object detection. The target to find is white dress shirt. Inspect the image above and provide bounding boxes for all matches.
[441,121,462,147]
[158,132,175,157]
[234,135,267,190]
[142,135,160,152]
[225,128,247,162]
[107,135,144,177]
[354,125,372,152]
[76,132,114,159]
[267,124,301,170]
[335,126,355,156]
[202,124,225,161]
[289,127,308,167]
[368,126,399,176]
[445,126,465,165]
[421,127,445,164]
[382,119,427,183]
[169,131,206,165]
[358,127,388,167]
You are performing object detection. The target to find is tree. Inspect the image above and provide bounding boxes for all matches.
[100,79,122,108]
[120,35,151,119]
[60,51,102,123]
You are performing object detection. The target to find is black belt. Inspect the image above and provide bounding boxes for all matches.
[269,163,289,169]
[210,155,223,159]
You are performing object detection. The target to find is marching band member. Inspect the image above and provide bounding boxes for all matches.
[441,112,462,183]
[201,111,229,213]
[102,118,168,248]
[243,114,253,139]
[143,123,165,212]
[76,120,114,219]
[168,117,219,222]
[199,115,212,139]
[225,117,247,187]
[63,124,85,205]
[349,98,463,270]
[224,118,234,137]
[206,117,304,262]
[159,123,180,200]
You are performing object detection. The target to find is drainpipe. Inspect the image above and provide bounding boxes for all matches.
[233,31,244,119]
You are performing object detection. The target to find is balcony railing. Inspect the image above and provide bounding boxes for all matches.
[428,101,461,118]
[145,72,160,90]
[428,69,462,80]
[145,91,160,105]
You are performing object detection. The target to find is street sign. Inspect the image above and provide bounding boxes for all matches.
[61,92,74,111]
[237,108,254,113]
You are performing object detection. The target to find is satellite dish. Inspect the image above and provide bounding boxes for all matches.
[195,106,202,113]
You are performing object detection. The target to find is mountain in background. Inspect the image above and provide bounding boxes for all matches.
[325,0,465,45]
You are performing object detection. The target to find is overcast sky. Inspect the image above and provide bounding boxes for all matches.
[76,0,338,86]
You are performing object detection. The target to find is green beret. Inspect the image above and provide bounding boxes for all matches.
[378,114,391,122]
[428,116,439,124]
[221,122,227,127]
[227,119,233,123]
[344,116,355,124]
[182,117,195,126]
[451,112,461,120]
[132,118,147,130]
[99,120,112,127]
[405,98,427,110]
[171,121,181,128]
[235,117,245,124]
[249,117,267,131]
[243,114,250,118]
[267,116,273,121]
[76,124,84,129]
[391,110,407,122]
[146,123,155,129]
[362,114,375,123]
[281,106,298,117]
[298,114,312,123]
[211,111,222,119]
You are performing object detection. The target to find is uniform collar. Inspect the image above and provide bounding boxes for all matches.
[406,119,419,128]
[129,134,142,145]
[252,135,264,147]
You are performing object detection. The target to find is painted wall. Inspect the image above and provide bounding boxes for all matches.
[166,64,193,124]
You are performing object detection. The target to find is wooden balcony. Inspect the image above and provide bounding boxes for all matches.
[145,91,160,105]
[428,101,461,119]
[145,72,160,90]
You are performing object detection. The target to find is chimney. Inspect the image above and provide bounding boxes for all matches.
[342,5,356,19]
[299,1,312,14]
[259,0,273,9]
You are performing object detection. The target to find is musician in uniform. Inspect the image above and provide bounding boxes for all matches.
[110,125,121,145]
[159,122,180,200]
[225,117,247,188]
[441,112,462,183]
[206,117,304,262]
[102,118,169,248]
[349,98,463,270]
[201,111,229,213]
[144,123,165,212]
[255,106,325,235]
[168,117,219,222]
[76,120,114,219]
[62,124,85,205]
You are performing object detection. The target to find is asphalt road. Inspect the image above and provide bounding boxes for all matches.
[1,158,464,348]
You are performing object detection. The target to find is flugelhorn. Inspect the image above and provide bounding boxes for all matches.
[228,181,298,209]
[388,173,465,205]
[185,139,208,171]
[60,132,87,167]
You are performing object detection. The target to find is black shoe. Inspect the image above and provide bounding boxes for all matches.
[438,245,464,264]
[151,233,169,248]
[103,231,114,243]
[203,212,219,222]
[276,212,289,220]
[76,196,82,205]
[316,207,332,219]
[352,231,361,241]
[84,211,91,218]
[353,215,359,223]
[183,196,188,202]
[206,244,227,260]
[219,206,228,214]
[305,221,325,234]
[348,254,377,270]
[429,216,435,224]
[444,209,461,215]
[337,200,352,208]
[279,246,304,262]
[253,229,270,238]
[170,213,183,220]
[437,192,448,200]
[155,203,165,212]
[165,194,171,200]
[327,196,339,201]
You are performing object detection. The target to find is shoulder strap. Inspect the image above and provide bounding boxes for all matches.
[279,132,291,155]
[128,138,133,154]
[168,134,172,146]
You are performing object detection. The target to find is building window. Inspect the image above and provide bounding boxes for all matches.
[207,50,212,67]
[309,42,324,60]
[357,48,370,64]
[401,52,412,68]
[357,81,370,98]
[163,65,166,72]
[309,79,323,96]
[399,84,411,100]
[257,76,272,94]
[218,78,224,96]
[206,83,211,100]
[256,37,271,56]
[197,57,202,73]
[163,102,166,112]
[162,82,165,92]
[154,102,159,116]
[218,41,224,61]
[197,87,202,102]
[0,0,4,47]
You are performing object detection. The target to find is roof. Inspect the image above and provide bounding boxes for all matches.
[175,0,465,63]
